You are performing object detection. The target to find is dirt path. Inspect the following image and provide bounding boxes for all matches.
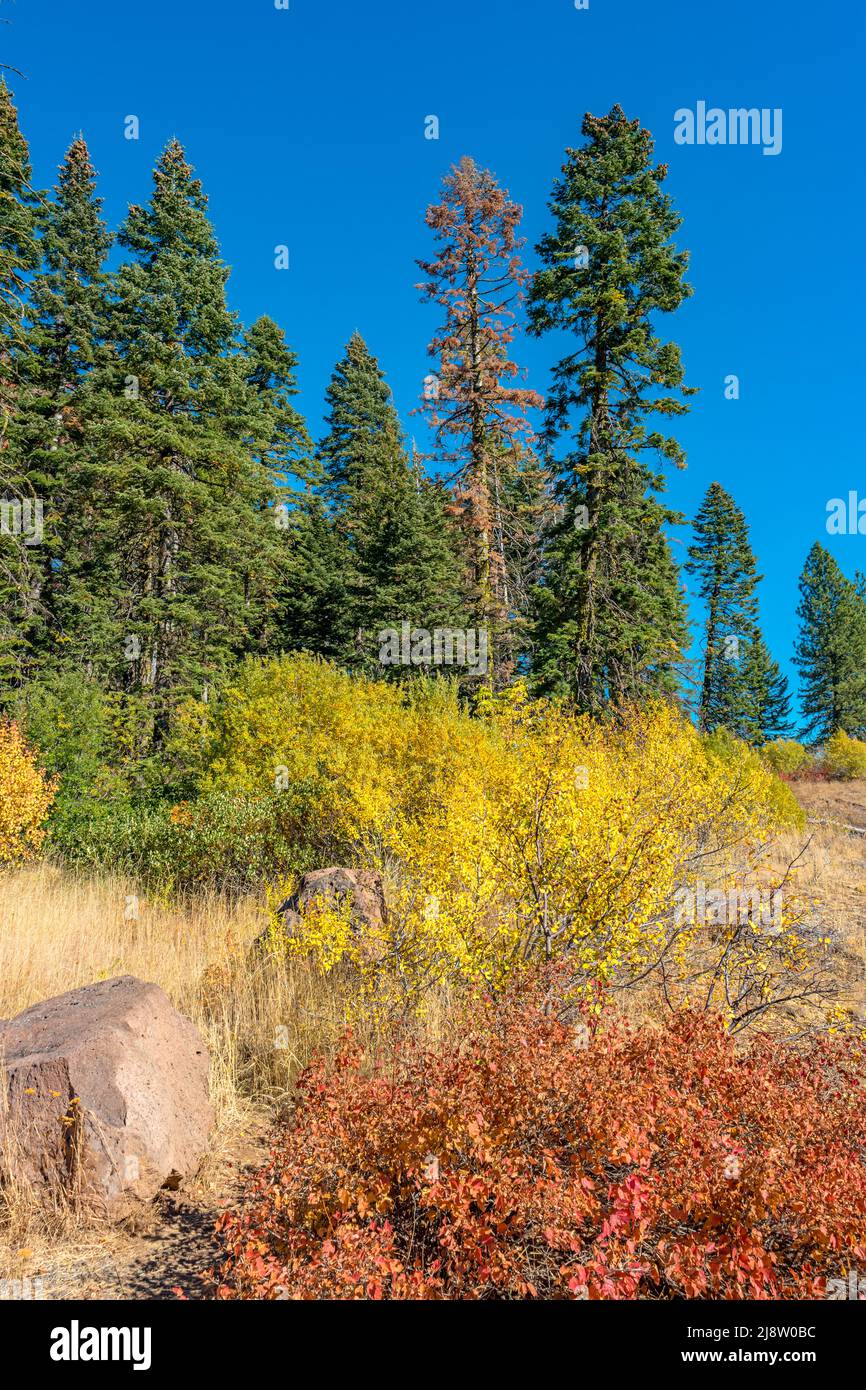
[783,780,866,1018]
[799,779,866,834]
[5,1117,271,1302]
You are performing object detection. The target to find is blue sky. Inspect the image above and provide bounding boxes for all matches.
[4,0,863,710]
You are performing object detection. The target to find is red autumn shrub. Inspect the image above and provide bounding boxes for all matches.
[213,975,866,1300]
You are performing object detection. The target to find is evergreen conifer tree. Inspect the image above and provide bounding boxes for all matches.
[686,482,760,730]
[794,543,866,741]
[686,483,793,742]
[319,331,394,508]
[277,491,356,664]
[240,314,315,656]
[18,137,112,670]
[347,429,466,673]
[0,78,41,695]
[736,634,793,744]
[528,107,694,709]
[316,334,466,675]
[83,141,289,750]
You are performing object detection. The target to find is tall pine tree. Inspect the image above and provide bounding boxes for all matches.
[347,428,467,674]
[736,634,793,744]
[277,491,356,663]
[0,78,37,407]
[0,78,41,695]
[81,141,290,752]
[319,330,394,508]
[687,483,756,728]
[242,314,312,494]
[794,543,866,742]
[18,137,113,672]
[686,483,791,741]
[528,108,693,710]
[240,313,315,657]
[316,334,465,675]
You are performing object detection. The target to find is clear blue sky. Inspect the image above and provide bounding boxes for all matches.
[4,0,864,710]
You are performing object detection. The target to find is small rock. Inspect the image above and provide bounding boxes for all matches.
[255,866,387,959]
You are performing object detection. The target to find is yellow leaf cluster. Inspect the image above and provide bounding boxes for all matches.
[825,729,866,780]
[0,718,57,865]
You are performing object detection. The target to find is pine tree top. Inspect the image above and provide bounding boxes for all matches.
[320,332,401,495]
[0,77,32,189]
[120,140,220,262]
[530,105,695,477]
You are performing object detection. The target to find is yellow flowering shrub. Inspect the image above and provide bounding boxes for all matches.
[0,718,57,864]
[388,690,807,999]
[702,727,804,830]
[182,655,813,1017]
[825,729,866,780]
[260,895,359,975]
[176,655,412,855]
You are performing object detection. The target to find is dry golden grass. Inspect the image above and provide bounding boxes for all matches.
[770,795,866,1018]
[0,862,398,1124]
[0,862,402,1270]
[795,776,866,832]
[0,864,459,1250]
[0,864,472,1295]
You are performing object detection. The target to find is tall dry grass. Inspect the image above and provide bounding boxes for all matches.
[0,864,407,1266]
[769,819,866,1017]
[0,862,413,1269]
[0,863,390,1130]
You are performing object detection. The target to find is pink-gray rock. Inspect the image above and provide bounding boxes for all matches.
[277,867,386,933]
[0,976,212,1213]
[255,867,388,963]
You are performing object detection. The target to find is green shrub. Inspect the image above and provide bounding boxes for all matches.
[61,789,329,897]
[15,674,137,856]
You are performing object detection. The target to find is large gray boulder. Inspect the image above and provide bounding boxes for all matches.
[0,976,212,1212]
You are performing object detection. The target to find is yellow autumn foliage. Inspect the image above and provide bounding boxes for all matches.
[178,655,809,1010]
[825,729,866,780]
[0,719,57,865]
